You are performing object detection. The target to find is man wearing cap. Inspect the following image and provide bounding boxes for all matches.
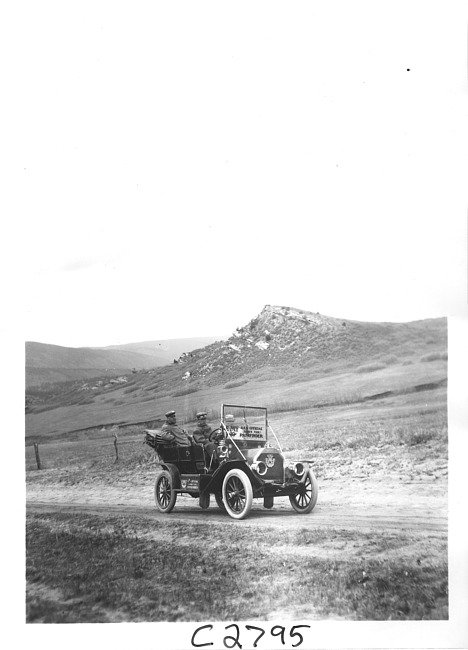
[160,410,190,446]
[192,412,212,445]
[192,411,219,466]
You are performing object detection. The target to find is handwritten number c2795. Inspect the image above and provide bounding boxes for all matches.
[190,623,311,648]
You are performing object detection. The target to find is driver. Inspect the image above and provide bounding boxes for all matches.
[192,411,220,465]
[160,410,191,446]
[192,411,212,444]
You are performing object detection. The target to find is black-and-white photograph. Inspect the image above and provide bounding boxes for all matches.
[5,0,468,648]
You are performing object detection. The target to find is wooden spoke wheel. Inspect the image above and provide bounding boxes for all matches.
[289,469,318,514]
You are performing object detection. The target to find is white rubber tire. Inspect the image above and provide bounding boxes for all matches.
[222,469,253,520]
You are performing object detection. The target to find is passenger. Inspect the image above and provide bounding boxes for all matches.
[193,411,219,466]
[160,410,191,446]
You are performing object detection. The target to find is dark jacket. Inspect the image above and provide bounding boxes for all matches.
[161,422,190,446]
[192,422,212,444]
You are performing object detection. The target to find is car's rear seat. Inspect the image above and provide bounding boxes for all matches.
[144,428,175,448]
[144,429,205,462]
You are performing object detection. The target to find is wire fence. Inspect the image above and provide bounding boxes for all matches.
[25,433,151,471]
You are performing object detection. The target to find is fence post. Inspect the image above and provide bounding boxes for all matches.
[113,432,119,463]
[33,443,41,470]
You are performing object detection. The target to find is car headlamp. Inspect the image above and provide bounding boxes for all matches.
[251,461,267,476]
[288,462,305,477]
[217,441,229,458]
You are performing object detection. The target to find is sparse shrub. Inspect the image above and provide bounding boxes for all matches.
[123,385,139,394]
[356,362,386,374]
[286,371,313,384]
[407,429,437,445]
[265,333,272,342]
[381,354,399,365]
[269,398,315,414]
[224,378,249,389]
[172,385,199,397]
[328,391,363,406]
[390,425,439,446]
[78,397,94,405]
[249,367,277,381]
[421,352,448,363]
[249,317,259,330]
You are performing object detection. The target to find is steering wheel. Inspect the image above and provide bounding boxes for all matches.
[208,427,223,442]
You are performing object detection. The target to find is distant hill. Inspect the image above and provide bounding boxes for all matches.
[25,336,227,387]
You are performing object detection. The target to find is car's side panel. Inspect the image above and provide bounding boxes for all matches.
[158,443,206,474]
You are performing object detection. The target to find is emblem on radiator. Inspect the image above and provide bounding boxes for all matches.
[265,454,276,468]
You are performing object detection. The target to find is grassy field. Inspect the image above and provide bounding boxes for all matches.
[25,381,447,476]
[26,511,447,623]
[25,356,448,440]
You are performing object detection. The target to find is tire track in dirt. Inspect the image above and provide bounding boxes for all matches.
[26,499,447,535]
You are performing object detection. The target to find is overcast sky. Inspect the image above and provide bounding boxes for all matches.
[6,1,467,348]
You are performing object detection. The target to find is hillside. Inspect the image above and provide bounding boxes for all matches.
[25,305,448,439]
[25,336,226,387]
[174,305,447,385]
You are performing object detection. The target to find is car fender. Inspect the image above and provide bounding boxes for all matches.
[159,461,181,489]
[299,462,312,483]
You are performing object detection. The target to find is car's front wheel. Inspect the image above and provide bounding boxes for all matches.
[155,470,177,513]
[289,468,318,514]
[222,469,253,520]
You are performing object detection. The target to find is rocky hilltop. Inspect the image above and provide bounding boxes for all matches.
[176,305,447,385]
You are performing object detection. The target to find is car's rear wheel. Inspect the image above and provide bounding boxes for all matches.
[215,490,226,511]
[155,470,177,513]
[289,468,318,514]
[222,469,253,520]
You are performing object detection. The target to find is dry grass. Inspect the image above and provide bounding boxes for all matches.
[26,513,448,623]
[172,385,200,397]
[356,362,387,373]
[25,354,447,440]
[224,378,249,389]
[421,352,448,362]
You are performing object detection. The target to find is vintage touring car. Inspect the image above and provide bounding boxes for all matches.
[144,403,318,520]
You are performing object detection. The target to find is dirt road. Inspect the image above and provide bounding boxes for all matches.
[26,476,447,535]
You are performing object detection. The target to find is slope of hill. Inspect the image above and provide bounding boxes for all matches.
[174,305,447,385]
[25,305,448,439]
[25,336,226,387]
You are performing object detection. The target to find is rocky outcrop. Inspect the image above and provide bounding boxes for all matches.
[176,305,446,385]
